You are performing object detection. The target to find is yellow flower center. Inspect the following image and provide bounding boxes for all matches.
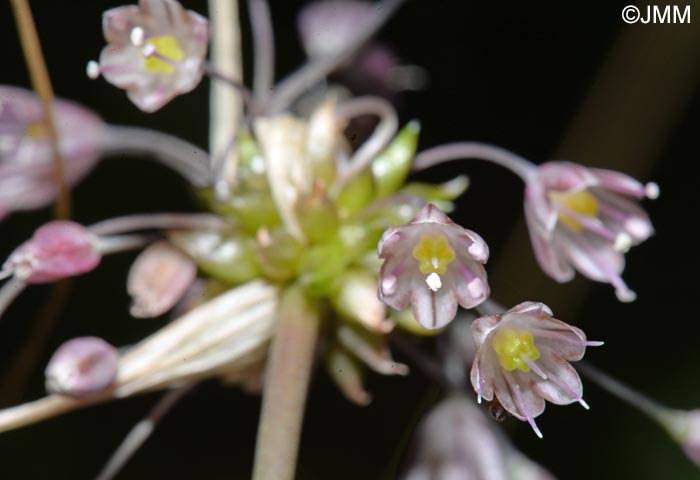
[412,232,455,275]
[492,328,540,372]
[141,35,185,74]
[550,190,599,231]
[24,122,47,139]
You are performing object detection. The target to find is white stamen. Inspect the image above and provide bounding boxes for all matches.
[142,43,157,58]
[615,287,637,303]
[130,27,145,46]
[578,398,590,410]
[614,232,632,253]
[86,61,100,79]
[430,256,439,270]
[425,272,442,292]
[522,356,548,380]
[645,182,660,199]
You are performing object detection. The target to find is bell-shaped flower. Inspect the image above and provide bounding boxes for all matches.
[1,220,100,284]
[524,161,657,302]
[88,0,209,112]
[45,336,119,397]
[402,395,555,480]
[470,301,602,438]
[0,86,103,220]
[377,203,490,330]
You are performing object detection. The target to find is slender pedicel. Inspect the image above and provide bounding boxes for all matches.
[94,383,197,480]
[265,0,407,114]
[10,0,70,219]
[248,0,275,106]
[413,142,537,182]
[100,125,212,186]
[88,213,228,237]
[334,96,398,191]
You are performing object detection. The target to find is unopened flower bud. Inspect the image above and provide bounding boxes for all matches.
[2,221,100,284]
[127,241,197,318]
[45,336,119,397]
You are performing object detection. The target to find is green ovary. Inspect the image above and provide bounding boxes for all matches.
[142,35,185,73]
[492,328,540,372]
[550,190,599,231]
[412,232,455,275]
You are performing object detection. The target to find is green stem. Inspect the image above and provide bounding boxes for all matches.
[252,285,321,480]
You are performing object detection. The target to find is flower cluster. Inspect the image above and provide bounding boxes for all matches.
[0,0,673,478]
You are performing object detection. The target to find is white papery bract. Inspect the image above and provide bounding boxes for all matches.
[377,203,489,330]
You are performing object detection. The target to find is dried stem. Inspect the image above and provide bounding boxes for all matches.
[208,0,244,187]
[10,0,70,219]
[252,286,321,480]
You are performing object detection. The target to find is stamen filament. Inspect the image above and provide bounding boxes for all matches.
[522,356,547,380]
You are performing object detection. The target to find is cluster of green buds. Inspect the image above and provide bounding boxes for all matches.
[173,99,468,398]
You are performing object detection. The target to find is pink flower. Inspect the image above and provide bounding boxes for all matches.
[377,203,489,330]
[524,161,657,302]
[88,0,209,112]
[470,301,602,437]
[0,86,103,220]
[1,220,100,284]
[45,336,119,397]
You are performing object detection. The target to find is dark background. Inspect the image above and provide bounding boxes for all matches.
[1,0,700,478]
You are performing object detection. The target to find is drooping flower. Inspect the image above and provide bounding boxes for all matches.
[45,337,119,397]
[470,301,602,438]
[0,86,104,220]
[1,220,100,284]
[402,395,556,480]
[297,0,427,97]
[524,161,657,301]
[377,203,490,330]
[88,0,209,112]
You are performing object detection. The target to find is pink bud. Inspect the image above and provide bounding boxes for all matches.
[45,336,118,397]
[127,241,197,318]
[3,220,100,284]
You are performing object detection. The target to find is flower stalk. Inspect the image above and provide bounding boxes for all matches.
[252,285,321,480]
[10,0,70,219]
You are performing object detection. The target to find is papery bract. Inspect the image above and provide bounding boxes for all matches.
[90,0,209,112]
[378,203,489,330]
[470,301,602,437]
[524,161,657,301]
[0,86,103,220]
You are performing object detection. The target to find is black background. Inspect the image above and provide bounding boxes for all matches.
[1,1,699,478]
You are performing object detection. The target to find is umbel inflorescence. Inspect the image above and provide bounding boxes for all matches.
[0,0,690,479]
